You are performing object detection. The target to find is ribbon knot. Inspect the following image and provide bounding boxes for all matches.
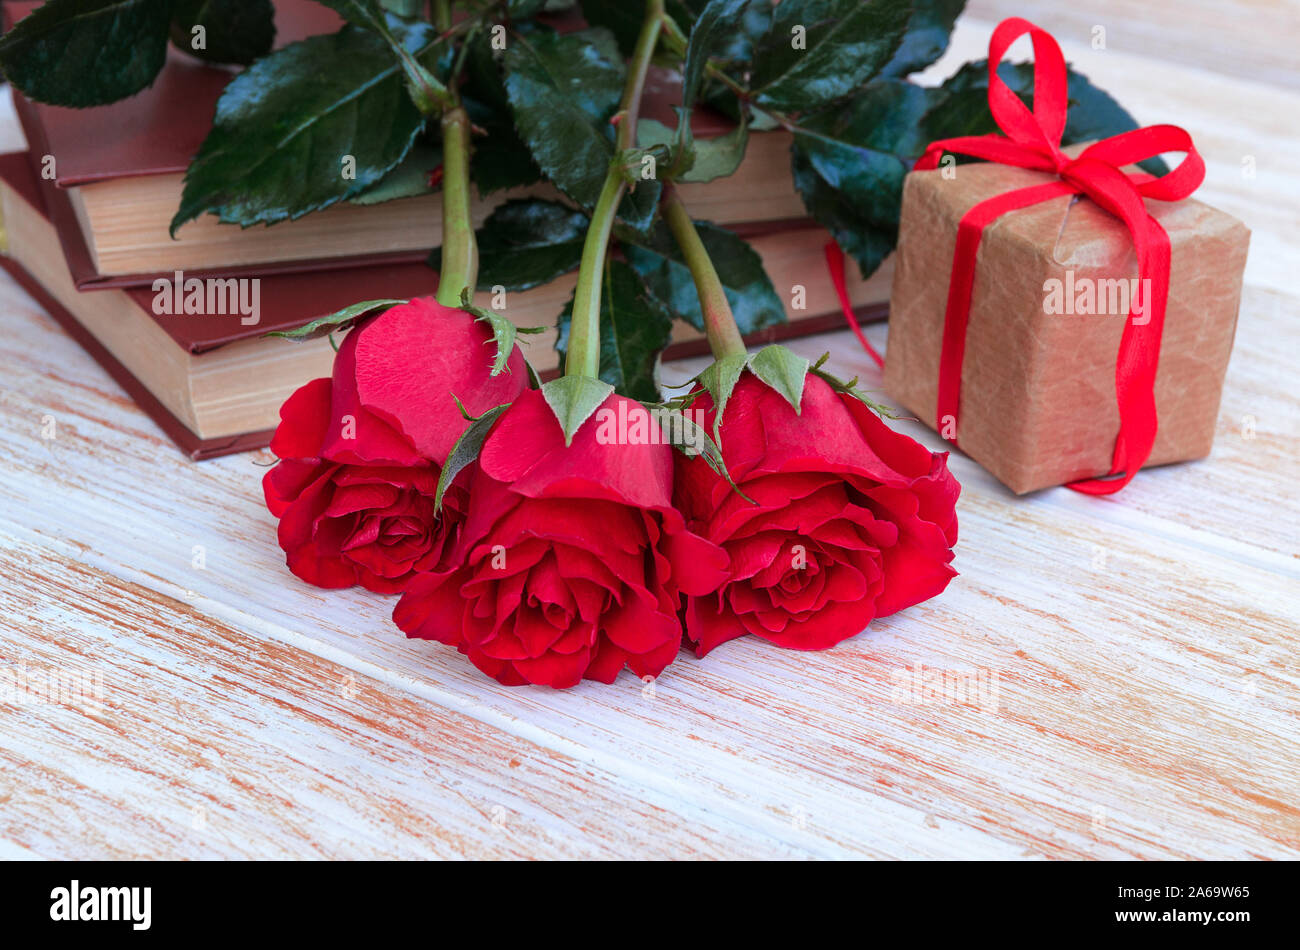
[908,17,1204,494]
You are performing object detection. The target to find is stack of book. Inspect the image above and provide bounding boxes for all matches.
[0,0,890,459]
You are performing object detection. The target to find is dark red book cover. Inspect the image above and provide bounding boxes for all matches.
[0,150,443,458]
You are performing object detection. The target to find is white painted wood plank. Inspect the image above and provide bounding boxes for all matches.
[2,281,1296,857]
[0,533,819,859]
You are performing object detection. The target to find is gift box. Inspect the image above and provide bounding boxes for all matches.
[883,19,1250,495]
[886,157,1249,494]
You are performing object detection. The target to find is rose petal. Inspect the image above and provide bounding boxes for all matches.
[353,298,528,464]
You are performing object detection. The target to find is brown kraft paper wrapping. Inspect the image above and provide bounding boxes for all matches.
[885,158,1250,494]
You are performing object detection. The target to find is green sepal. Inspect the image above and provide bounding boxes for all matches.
[643,400,754,505]
[694,352,749,444]
[541,375,614,447]
[264,298,407,341]
[808,352,901,419]
[458,288,543,377]
[748,344,809,414]
[435,403,510,513]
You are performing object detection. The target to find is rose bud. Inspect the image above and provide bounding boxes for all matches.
[263,297,528,593]
[674,371,960,655]
[393,389,728,688]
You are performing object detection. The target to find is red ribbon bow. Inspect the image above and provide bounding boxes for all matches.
[908,17,1204,494]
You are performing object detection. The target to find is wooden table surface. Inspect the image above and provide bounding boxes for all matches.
[1,5,1296,859]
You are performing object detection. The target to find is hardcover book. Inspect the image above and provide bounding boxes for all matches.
[0,151,888,458]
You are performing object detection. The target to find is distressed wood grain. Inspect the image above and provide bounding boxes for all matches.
[0,537,808,860]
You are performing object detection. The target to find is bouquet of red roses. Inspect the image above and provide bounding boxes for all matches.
[264,273,958,689]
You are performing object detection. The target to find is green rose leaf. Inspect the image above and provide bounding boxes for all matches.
[791,148,897,281]
[647,0,752,187]
[790,79,939,277]
[623,221,785,336]
[435,403,510,512]
[617,178,663,235]
[350,140,443,205]
[682,0,750,112]
[312,0,392,31]
[791,81,931,231]
[792,132,908,233]
[554,260,675,403]
[748,344,808,414]
[679,117,748,183]
[878,0,965,79]
[749,0,911,113]
[681,0,771,65]
[264,298,407,341]
[169,0,276,66]
[431,198,589,292]
[461,33,542,194]
[171,18,441,233]
[540,375,616,446]
[502,27,624,212]
[638,115,749,184]
[0,0,172,107]
[310,0,448,114]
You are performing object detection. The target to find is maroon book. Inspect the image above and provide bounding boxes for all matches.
[0,151,444,457]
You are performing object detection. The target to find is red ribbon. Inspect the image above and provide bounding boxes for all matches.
[909,17,1204,494]
[824,240,885,369]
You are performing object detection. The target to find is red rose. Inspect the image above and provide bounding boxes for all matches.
[393,389,727,688]
[675,372,959,655]
[263,298,528,593]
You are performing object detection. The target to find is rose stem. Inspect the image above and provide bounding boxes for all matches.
[564,0,664,378]
[432,0,479,308]
[661,183,747,361]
